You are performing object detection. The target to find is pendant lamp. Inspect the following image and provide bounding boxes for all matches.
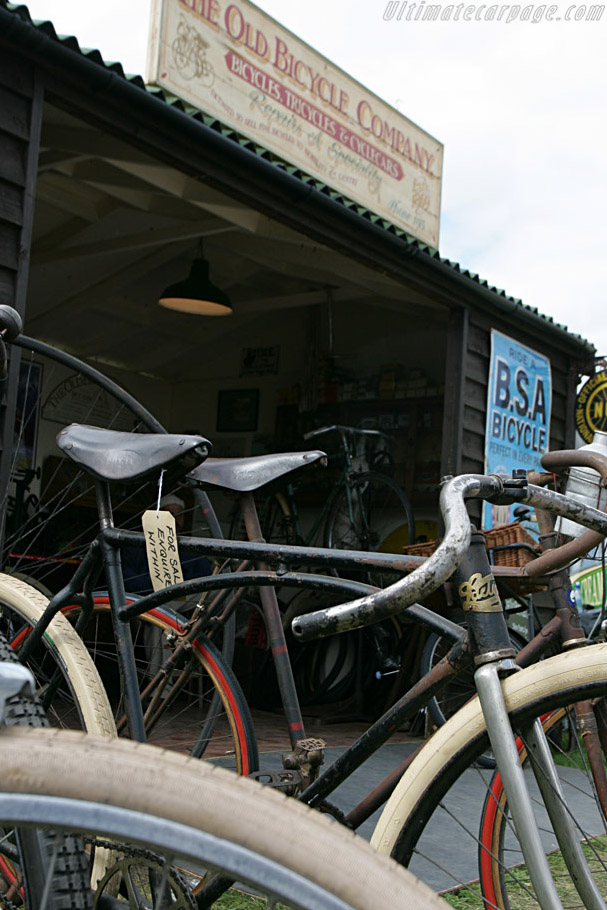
[158,244,233,316]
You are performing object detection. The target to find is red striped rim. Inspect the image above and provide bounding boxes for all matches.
[22,596,251,775]
[478,712,553,906]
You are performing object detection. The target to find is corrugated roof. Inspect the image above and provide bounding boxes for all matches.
[1,0,594,353]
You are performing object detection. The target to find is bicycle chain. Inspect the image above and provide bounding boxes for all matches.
[0,839,199,910]
[0,837,202,910]
[86,836,197,909]
[0,890,20,910]
[317,799,355,828]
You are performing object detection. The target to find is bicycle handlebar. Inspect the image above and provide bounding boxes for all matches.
[0,305,22,381]
[291,471,607,641]
[303,424,392,441]
[524,451,607,575]
[542,447,607,480]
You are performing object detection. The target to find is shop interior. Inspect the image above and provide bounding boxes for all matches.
[17,97,451,548]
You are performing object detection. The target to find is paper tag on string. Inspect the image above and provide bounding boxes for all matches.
[142,510,184,592]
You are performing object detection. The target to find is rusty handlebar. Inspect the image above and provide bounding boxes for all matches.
[292,466,607,641]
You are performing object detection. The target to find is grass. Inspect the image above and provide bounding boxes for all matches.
[211,889,290,909]
[441,882,484,908]
[441,836,607,908]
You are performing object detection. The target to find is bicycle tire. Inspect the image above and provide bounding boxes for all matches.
[324,471,414,587]
[0,573,116,736]
[0,727,448,910]
[0,633,93,908]
[371,643,607,906]
[281,590,403,712]
[228,490,297,546]
[477,705,592,909]
[0,575,257,774]
[6,341,226,621]
[51,596,258,775]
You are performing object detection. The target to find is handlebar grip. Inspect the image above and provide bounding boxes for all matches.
[0,306,23,342]
[0,306,22,382]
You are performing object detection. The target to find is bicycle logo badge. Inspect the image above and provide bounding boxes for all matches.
[458,572,502,613]
[172,17,215,86]
[575,369,607,443]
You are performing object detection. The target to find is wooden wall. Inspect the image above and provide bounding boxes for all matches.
[0,51,41,314]
[0,52,43,541]
[445,305,579,521]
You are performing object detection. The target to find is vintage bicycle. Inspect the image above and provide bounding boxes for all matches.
[0,308,446,910]
[0,622,439,910]
[229,424,415,569]
[9,434,607,907]
[4,308,607,905]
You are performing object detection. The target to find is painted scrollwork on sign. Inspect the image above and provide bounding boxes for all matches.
[458,572,502,613]
[172,16,215,85]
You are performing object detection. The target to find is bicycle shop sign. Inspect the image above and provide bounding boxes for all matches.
[146,0,443,247]
[483,330,552,528]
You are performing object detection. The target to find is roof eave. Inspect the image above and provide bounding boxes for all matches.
[0,1,594,362]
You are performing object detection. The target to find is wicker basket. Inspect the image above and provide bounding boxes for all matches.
[403,521,540,568]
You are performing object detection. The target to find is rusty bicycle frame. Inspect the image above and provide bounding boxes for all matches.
[18,452,607,832]
[10,335,607,832]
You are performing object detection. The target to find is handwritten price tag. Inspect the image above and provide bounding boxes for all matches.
[141,510,184,592]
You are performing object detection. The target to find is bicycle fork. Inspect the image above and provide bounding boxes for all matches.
[458,530,606,910]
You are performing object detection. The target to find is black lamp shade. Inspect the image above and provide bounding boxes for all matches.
[158,257,233,316]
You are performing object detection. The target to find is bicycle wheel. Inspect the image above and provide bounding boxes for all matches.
[324,472,414,586]
[228,490,297,546]
[371,644,607,907]
[0,575,256,774]
[0,727,448,910]
[0,633,93,908]
[278,590,403,715]
[478,705,601,909]
[59,596,259,775]
[4,340,223,600]
[0,573,116,736]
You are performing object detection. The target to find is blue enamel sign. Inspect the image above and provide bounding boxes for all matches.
[483,330,552,529]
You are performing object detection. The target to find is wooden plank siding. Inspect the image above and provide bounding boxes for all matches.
[0,52,43,549]
[0,52,41,310]
[451,309,578,520]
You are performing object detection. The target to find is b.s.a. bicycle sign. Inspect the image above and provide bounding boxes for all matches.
[483,330,552,528]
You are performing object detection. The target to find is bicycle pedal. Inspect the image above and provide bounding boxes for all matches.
[295,737,327,752]
[248,769,303,795]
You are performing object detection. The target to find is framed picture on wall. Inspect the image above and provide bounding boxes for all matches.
[216,389,259,432]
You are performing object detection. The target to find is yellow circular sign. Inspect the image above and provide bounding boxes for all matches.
[576,371,607,443]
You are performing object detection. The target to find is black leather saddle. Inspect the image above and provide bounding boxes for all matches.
[188,450,326,493]
[56,424,211,484]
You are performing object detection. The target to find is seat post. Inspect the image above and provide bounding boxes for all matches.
[94,478,147,742]
[240,491,306,750]
[95,479,114,530]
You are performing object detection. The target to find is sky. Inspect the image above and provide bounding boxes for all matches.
[18,0,607,359]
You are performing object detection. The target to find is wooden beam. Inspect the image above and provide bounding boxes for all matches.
[32,223,235,264]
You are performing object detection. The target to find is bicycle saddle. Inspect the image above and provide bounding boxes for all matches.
[188,450,326,492]
[56,424,211,483]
